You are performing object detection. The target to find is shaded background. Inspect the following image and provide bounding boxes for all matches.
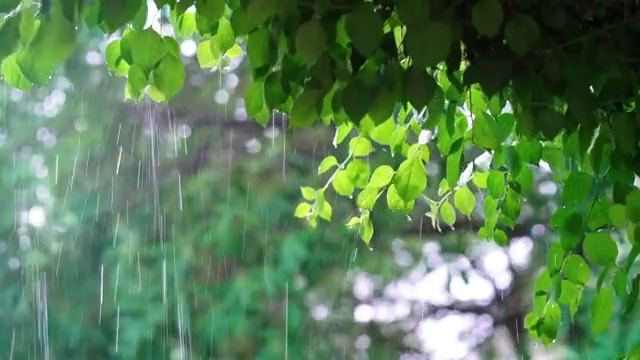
[1,6,640,360]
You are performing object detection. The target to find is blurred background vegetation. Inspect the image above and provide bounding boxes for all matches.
[1,9,640,360]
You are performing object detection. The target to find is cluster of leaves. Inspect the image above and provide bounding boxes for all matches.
[3,0,640,351]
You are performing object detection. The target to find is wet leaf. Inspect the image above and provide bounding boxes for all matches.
[318,156,339,175]
[289,89,323,128]
[591,287,614,335]
[583,232,618,266]
[387,185,415,213]
[368,166,395,188]
[345,3,383,56]
[440,201,456,227]
[393,157,427,202]
[454,185,475,216]
[563,254,590,285]
[295,20,327,65]
[151,55,185,100]
[349,136,374,157]
[472,0,503,37]
[505,13,540,55]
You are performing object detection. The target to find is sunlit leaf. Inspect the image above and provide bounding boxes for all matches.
[318,156,339,175]
[454,185,475,217]
[393,157,426,202]
[368,165,394,188]
[440,201,456,227]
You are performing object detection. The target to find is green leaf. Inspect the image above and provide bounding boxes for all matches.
[501,189,521,226]
[130,0,148,30]
[332,170,354,197]
[124,29,165,74]
[393,157,427,202]
[0,0,19,13]
[151,55,185,100]
[624,274,640,316]
[541,300,561,340]
[559,280,582,317]
[504,13,540,55]
[472,0,503,37]
[101,0,143,31]
[560,212,584,251]
[357,188,380,210]
[368,87,396,125]
[295,20,327,65]
[224,44,244,59]
[563,254,590,285]
[244,80,269,126]
[294,202,312,218]
[404,66,437,110]
[345,3,383,56]
[0,53,31,91]
[105,40,129,76]
[547,242,564,274]
[493,229,508,246]
[472,112,500,149]
[195,0,225,21]
[244,0,279,33]
[346,216,361,229]
[319,201,332,221]
[318,156,339,175]
[349,136,374,157]
[396,0,429,27]
[19,5,39,45]
[173,11,197,38]
[246,26,273,72]
[368,166,395,188]
[346,160,370,188]
[300,187,315,201]
[517,139,543,164]
[609,204,627,227]
[0,14,20,61]
[611,113,637,156]
[126,65,147,98]
[289,89,323,128]
[387,185,415,213]
[214,17,235,53]
[628,224,640,245]
[473,172,488,188]
[440,201,456,227]
[591,287,614,335]
[197,39,220,68]
[487,170,505,199]
[334,123,353,146]
[263,71,288,109]
[613,269,628,298]
[405,21,451,68]
[360,215,374,245]
[454,185,476,216]
[534,271,551,315]
[587,199,610,230]
[341,80,371,123]
[163,37,180,58]
[524,312,540,332]
[463,55,513,97]
[626,190,640,223]
[24,7,76,69]
[583,232,618,266]
[562,172,594,208]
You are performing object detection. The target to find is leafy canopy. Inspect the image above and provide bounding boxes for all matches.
[2,0,640,352]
